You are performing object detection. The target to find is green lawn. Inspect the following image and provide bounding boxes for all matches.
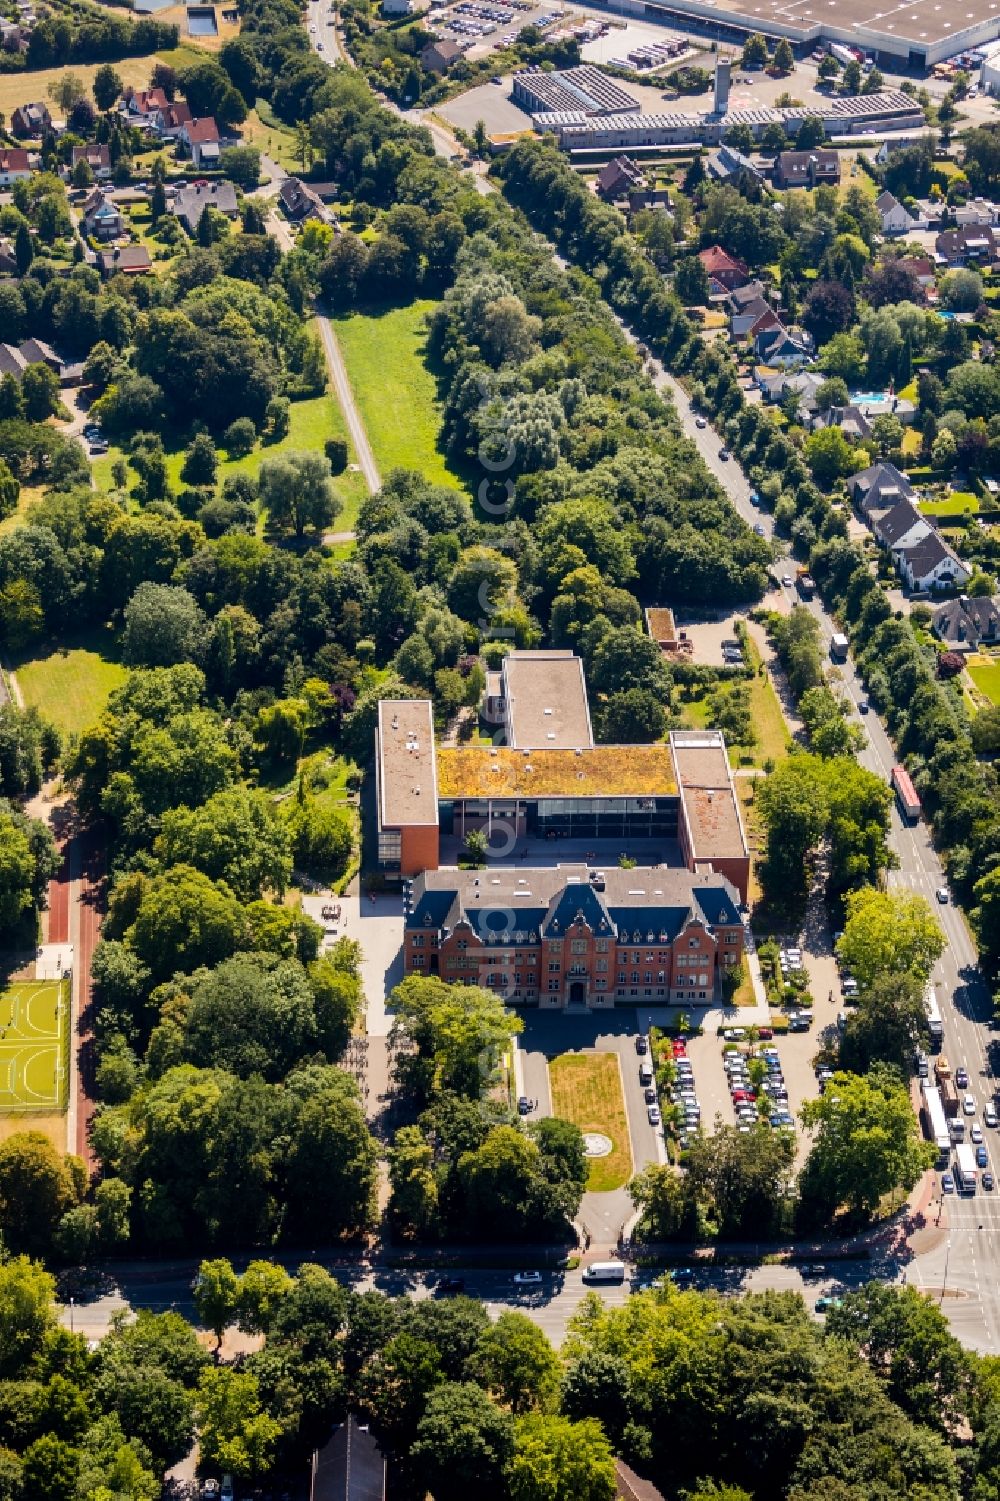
[0,485,44,538]
[967,656,1000,708]
[334,301,464,490]
[920,491,979,517]
[93,393,368,539]
[548,1052,632,1193]
[16,640,126,740]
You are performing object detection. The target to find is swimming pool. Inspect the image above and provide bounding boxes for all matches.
[187,5,218,33]
[849,391,889,405]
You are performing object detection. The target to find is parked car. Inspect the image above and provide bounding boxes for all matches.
[942,1172,955,1194]
[647,1104,661,1126]
[635,1034,648,1054]
[987,1104,998,1128]
[513,1270,542,1287]
[517,1096,531,1115]
[644,1086,657,1105]
[814,1296,842,1314]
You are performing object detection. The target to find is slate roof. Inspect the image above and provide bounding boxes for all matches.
[876,498,928,547]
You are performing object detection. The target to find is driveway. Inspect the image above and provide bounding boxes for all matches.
[301,891,404,1037]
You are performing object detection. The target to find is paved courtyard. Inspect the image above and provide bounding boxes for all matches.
[301,891,404,1038]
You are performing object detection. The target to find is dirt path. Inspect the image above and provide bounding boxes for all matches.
[315,310,380,498]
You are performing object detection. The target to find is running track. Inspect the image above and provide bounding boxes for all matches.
[75,835,103,1165]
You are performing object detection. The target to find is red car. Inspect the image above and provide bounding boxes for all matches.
[757,1027,774,1040]
[671,1039,687,1056]
[731,1089,756,1105]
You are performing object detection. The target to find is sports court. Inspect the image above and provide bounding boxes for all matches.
[0,979,69,1112]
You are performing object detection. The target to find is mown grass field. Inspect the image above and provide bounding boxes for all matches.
[967,655,1000,708]
[16,639,126,740]
[548,1051,633,1193]
[919,491,979,517]
[0,56,156,117]
[335,300,464,490]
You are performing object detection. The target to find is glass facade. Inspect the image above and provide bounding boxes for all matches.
[526,796,679,840]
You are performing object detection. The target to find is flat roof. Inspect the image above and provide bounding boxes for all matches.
[377,700,439,829]
[501,651,594,750]
[437,745,677,799]
[639,0,1000,48]
[670,730,748,861]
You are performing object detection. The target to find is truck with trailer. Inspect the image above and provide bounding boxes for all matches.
[924,984,944,1051]
[956,1142,978,1193]
[891,764,921,824]
[921,1081,953,1165]
[829,41,859,65]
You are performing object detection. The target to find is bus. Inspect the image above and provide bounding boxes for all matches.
[922,1081,952,1163]
[924,984,944,1051]
[956,1142,978,1194]
[891,765,921,823]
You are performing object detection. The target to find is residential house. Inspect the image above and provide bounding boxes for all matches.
[616,1461,667,1501]
[846,460,915,514]
[82,188,123,242]
[731,295,777,340]
[0,239,17,276]
[120,87,170,130]
[932,594,1000,651]
[773,149,841,189]
[728,279,768,312]
[754,322,813,366]
[896,530,971,592]
[98,244,152,276]
[0,147,31,187]
[595,154,644,200]
[756,367,826,411]
[936,224,997,264]
[697,243,750,293]
[173,181,239,233]
[70,143,111,179]
[876,189,918,235]
[278,176,336,226]
[706,142,765,186]
[627,184,671,212]
[0,19,23,49]
[873,498,932,552]
[154,100,193,139]
[896,255,936,300]
[0,345,27,379]
[179,116,221,168]
[955,198,1000,227]
[808,403,873,443]
[420,38,463,71]
[11,102,50,137]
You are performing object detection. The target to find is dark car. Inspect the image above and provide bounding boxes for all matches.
[858,699,870,713]
[956,1067,969,1089]
[753,522,766,536]
[635,1034,648,1055]
[719,447,731,461]
[517,1096,531,1116]
[644,1086,658,1105]
[437,1276,466,1295]
[984,1171,995,1190]
[670,1267,695,1286]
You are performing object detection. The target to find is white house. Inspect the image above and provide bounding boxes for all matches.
[874,498,932,553]
[876,189,920,235]
[0,147,31,187]
[896,532,971,592]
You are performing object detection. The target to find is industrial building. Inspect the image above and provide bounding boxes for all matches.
[575,0,1000,68]
[531,87,924,152]
[511,65,641,117]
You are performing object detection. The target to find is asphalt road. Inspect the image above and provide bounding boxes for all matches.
[644,343,1000,1349]
[64,1254,904,1347]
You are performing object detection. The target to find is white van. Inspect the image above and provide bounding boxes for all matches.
[582,1261,626,1284]
[639,1063,653,1086]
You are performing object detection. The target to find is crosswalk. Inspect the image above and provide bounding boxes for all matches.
[946,1196,1000,1230]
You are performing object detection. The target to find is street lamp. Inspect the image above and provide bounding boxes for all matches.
[939,1238,951,1305]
